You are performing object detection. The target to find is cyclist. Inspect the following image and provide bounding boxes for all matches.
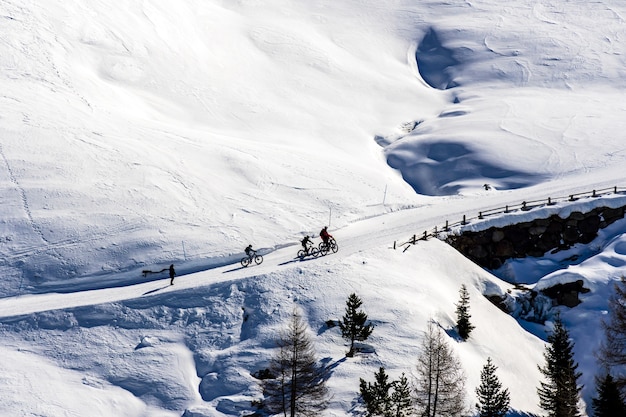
[245,244,256,258]
[320,226,333,247]
[301,236,312,252]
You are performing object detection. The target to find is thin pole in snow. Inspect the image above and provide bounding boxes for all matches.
[382,184,388,206]
[328,206,332,228]
[182,241,187,261]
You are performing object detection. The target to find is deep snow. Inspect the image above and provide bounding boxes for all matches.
[1,0,626,416]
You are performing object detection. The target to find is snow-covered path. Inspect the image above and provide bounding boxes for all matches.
[1,173,622,319]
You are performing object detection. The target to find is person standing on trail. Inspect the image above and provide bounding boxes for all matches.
[169,264,176,285]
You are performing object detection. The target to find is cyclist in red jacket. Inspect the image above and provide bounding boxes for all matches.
[320,226,332,246]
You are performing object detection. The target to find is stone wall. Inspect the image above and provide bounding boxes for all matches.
[445,205,626,270]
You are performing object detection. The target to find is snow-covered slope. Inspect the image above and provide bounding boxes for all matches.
[1,0,626,415]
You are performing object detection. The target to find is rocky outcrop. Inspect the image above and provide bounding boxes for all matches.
[446,205,625,270]
[446,205,625,310]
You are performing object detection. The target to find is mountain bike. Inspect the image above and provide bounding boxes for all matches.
[241,252,263,267]
[297,244,320,260]
[319,237,338,256]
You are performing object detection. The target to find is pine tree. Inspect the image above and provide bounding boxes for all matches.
[475,357,510,417]
[360,367,392,417]
[414,321,466,417]
[537,314,582,417]
[360,368,414,417]
[339,293,374,357]
[598,277,626,393]
[592,373,626,417]
[262,309,329,417]
[455,284,475,340]
[390,373,413,417]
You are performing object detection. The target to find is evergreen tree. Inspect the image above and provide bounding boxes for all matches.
[360,367,392,417]
[360,368,414,417]
[414,321,466,417]
[598,277,626,393]
[389,373,413,417]
[592,373,626,417]
[262,309,329,417]
[455,284,475,340]
[537,314,582,417]
[339,293,374,357]
[475,357,510,417]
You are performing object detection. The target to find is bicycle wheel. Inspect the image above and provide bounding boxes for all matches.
[330,241,338,253]
[241,257,251,267]
[318,242,328,256]
[311,247,320,258]
[254,254,263,265]
[297,249,306,259]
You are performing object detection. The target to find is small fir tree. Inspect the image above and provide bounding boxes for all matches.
[389,373,413,417]
[339,293,374,357]
[360,368,414,417]
[360,367,392,417]
[537,314,582,417]
[592,373,626,417]
[475,357,510,417]
[455,284,475,340]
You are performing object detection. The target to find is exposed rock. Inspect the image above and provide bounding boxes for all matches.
[446,204,625,270]
[447,204,624,315]
[540,280,590,308]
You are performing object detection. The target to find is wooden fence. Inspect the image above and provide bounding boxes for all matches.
[395,186,626,252]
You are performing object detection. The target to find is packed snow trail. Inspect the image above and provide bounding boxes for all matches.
[0,175,623,319]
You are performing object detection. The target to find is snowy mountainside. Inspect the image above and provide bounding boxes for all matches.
[1,0,626,416]
[2,0,626,293]
[0,238,548,416]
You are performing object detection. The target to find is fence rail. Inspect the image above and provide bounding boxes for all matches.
[395,186,626,252]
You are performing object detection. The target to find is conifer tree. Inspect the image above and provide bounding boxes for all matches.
[592,373,626,417]
[598,277,626,392]
[339,293,374,357]
[537,314,582,417]
[360,368,413,417]
[475,357,510,417]
[360,367,392,417]
[262,309,329,417]
[390,373,413,417]
[455,284,475,340]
